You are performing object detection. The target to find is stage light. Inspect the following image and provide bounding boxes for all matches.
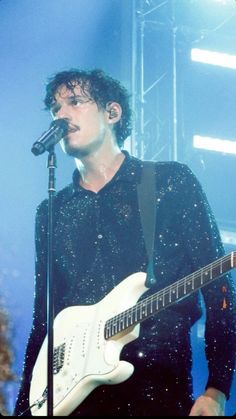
[193,135,236,155]
[191,48,236,70]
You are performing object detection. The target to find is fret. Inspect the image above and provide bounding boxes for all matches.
[116,316,120,333]
[125,313,129,328]
[106,322,111,339]
[141,303,144,319]
[171,286,177,301]
[119,315,124,332]
[112,321,118,335]
[150,296,154,314]
[191,274,194,290]
[134,304,138,322]
[185,279,192,293]
[127,310,132,327]
[164,289,171,307]
[138,303,143,321]
[170,286,177,303]
[155,296,159,311]
[159,294,164,307]
[200,269,203,285]
[144,301,148,317]
[184,280,187,295]
[132,310,135,325]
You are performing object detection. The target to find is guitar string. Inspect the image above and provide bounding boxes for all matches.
[105,252,235,335]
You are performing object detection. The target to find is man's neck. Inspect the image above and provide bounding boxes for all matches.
[75,148,125,193]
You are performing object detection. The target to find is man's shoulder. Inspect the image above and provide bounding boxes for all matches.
[55,183,74,202]
[127,152,195,186]
[142,159,191,176]
[36,183,73,215]
[125,151,191,176]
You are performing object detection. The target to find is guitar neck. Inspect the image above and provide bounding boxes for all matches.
[105,251,236,339]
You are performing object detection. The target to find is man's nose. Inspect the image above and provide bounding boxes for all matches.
[56,104,71,120]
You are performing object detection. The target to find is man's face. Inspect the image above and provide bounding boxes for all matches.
[50,83,111,157]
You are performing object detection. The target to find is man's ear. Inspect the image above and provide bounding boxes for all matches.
[106,102,122,122]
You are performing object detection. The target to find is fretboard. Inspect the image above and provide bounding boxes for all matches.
[105,251,236,339]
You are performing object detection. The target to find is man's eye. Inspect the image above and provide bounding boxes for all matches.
[70,98,81,106]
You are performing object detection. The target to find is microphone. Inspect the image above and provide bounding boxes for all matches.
[31,119,69,156]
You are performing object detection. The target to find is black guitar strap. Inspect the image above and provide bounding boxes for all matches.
[137,161,157,288]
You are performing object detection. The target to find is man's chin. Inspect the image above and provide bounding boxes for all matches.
[64,144,90,158]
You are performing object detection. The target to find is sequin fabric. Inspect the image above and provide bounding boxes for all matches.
[14,151,236,416]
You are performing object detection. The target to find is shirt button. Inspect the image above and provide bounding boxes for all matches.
[97,234,103,239]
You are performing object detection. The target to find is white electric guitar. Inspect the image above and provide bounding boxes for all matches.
[29,251,236,416]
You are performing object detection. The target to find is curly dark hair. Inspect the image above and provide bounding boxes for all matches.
[44,68,132,147]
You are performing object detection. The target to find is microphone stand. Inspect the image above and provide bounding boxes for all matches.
[31,118,68,416]
[46,146,57,416]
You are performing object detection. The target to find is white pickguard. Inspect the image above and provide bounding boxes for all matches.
[29,272,147,416]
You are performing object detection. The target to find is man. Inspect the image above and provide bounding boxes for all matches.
[14,69,235,416]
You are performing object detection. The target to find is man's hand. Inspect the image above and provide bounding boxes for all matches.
[189,387,226,416]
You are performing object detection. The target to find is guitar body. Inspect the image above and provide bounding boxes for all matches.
[30,272,147,416]
[29,251,236,416]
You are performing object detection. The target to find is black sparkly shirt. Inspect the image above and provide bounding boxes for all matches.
[14,151,236,416]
